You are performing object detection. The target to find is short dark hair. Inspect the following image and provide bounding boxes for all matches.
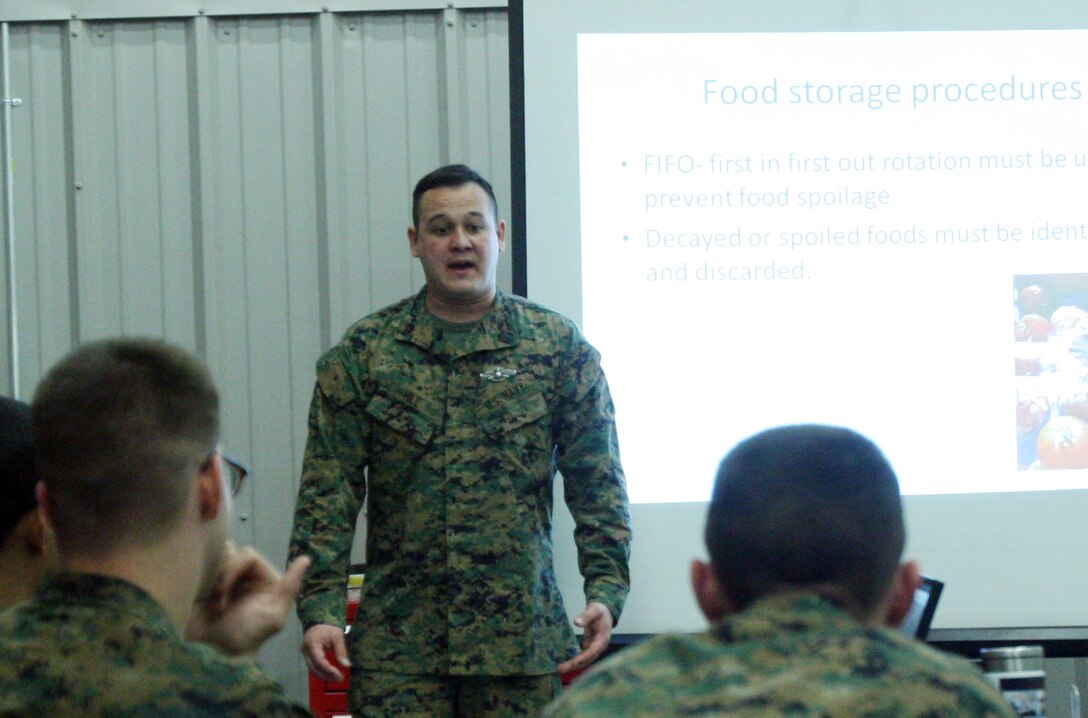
[0,397,35,546]
[32,338,219,555]
[705,425,904,616]
[411,164,498,228]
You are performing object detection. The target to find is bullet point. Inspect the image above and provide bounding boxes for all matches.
[621,161,627,167]
[622,235,629,241]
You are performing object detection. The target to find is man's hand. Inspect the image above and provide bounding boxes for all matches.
[557,601,614,674]
[186,543,310,658]
[301,624,351,682]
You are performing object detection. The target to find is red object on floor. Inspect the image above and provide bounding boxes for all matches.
[561,667,587,685]
[308,599,358,718]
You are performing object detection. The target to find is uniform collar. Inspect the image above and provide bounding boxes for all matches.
[394,287,521,355]
[713,592,865,644]
[35,571,178,638]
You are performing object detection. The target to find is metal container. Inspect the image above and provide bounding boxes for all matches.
[980,645,1046,717]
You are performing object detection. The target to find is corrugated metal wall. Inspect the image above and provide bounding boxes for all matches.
[0,2,510,702]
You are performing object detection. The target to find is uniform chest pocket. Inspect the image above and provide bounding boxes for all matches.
[475,381,550,438]
[365,392,437,446]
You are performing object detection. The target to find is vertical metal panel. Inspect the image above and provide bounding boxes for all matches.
[278,17,325,506]
[150,21,199,343]
[0,3,512,704]
[402,11,444,182]
[458,8,511,290]
[198,12,326,549]
[312,9,339,351]
[69,18,197,345]
[326,11,432,334]
[187,13,214,359]
[2,23,71,398]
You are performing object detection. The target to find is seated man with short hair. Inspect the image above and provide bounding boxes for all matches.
[0,396,54,610]
[0,338,312,716]
[544,424,1017,718]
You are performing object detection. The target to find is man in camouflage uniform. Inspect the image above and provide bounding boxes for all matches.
[0,338,312,717]
[288,164,632,717]
[543,425,1018,718]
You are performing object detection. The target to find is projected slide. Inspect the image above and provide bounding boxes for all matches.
[577,31,1088,503]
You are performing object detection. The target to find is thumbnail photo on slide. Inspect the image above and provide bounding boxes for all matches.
[1015,273,1088,470]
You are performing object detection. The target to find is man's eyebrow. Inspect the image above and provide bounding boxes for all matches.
[425,210,486,223]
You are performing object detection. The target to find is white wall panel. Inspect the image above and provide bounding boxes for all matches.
[74,19,197,343]
[1,23,71,397]
[459,8,510,265]
[0,2,510,704]
[329,11,430,329]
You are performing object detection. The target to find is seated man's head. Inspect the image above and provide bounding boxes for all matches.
[0,397,52,608]
[32,338,230,598]
[692,424,919,627]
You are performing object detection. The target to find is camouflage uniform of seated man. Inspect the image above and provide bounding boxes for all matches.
[0,338,312,717]
[543,424,1018,718]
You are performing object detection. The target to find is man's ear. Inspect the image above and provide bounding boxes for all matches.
[34,481,52,539]
[885,560,922,628]
[407,226,421,258]
[497,218,507,252]
[27,482,53,556]
[197,456,224,521]
[17,510,47,554]
[691,559,734,623]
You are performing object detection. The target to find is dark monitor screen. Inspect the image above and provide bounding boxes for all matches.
[900,576,944,640]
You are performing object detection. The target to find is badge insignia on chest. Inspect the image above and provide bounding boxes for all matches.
[479,367,518,382]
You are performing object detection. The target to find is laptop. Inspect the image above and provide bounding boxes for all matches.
[898,576,944,640]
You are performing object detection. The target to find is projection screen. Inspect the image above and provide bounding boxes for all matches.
[512,0,1088,637]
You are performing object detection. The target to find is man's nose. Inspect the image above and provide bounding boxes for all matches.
[449,228,472,248]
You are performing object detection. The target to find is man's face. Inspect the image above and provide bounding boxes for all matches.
[408,182,505,317]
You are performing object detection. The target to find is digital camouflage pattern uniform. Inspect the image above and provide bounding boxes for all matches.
[288,288,631,677]
[543,593,1019,718]
[0,572,311,717]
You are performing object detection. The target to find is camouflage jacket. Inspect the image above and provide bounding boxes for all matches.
[289,289,632,675]
[543,593,1018,718]
[0,572,311,717]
